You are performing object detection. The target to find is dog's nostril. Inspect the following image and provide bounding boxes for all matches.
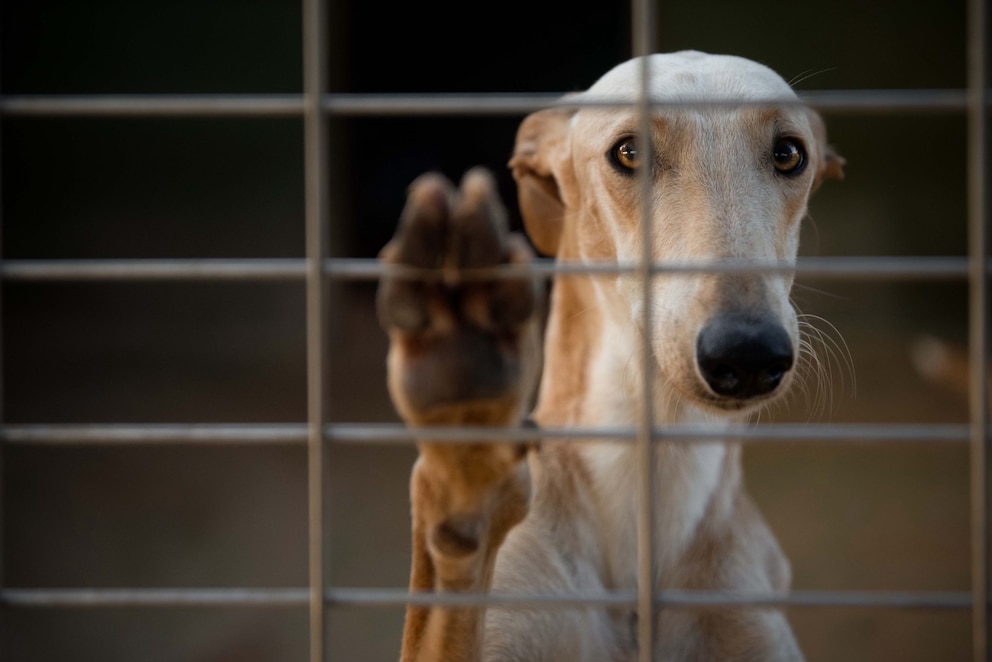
[696,316,793,400]
[760,360,792,388]
[705,363,742,395]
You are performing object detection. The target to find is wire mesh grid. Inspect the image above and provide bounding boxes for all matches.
[0,0,988,660]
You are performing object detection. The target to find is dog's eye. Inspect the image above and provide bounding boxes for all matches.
[772,138,807,175]
[610,139,641,172]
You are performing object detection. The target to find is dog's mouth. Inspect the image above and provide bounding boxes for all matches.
[688,383,791,413]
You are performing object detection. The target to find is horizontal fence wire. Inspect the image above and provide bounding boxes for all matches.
[0,90,979,117]
[0,587,974,610]
[0,422,973,445]
[0,256,978,281]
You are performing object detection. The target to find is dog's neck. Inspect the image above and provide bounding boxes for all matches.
[532,266,745,586]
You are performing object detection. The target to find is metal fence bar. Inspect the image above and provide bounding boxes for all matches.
[0,95,304,117]
[0,26,6,630]
[633,5,657,661]
[303,0,330,658]
[0,423,309,445]
[0,587,975,610]
[968,0,991,658]
[0,259,307,281]
[335,256,976,280]
[350,422,969,444]
[321,90,976,115]
[0,256,976,282]
[328,588,978,611]
[0,588,311,608]
[0,422,975,445]
[322,422,975,444]
[0,90,979,117]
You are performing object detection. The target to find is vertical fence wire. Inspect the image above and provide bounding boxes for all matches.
[632,2,657,660]
[968,0,990,658]
[0,22,6,607]
[303,0,330,659]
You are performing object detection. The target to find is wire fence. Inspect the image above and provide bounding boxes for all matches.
[0,0,988,660]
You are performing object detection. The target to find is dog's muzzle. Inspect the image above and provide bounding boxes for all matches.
[695,314,794,400]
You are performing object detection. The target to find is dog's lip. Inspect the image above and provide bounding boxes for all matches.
[680,380,788,414]
[697,392,777,411]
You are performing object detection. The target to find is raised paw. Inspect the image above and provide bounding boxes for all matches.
[377,167,542,427]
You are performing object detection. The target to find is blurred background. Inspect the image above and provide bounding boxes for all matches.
[0,0,976,660]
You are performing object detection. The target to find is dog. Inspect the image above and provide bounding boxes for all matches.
[377,50,844,662]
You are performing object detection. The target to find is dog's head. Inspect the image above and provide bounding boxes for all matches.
[509,51,844,415]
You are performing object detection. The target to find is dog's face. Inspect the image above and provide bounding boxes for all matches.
[510,51,844,414]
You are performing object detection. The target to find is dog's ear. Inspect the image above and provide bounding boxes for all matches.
[508,106,576,256]
[808,109,845,192]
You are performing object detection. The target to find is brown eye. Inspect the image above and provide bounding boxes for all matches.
[610,138,641,172]
[772,138,806,175]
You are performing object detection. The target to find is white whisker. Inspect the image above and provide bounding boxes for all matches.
[784,302,856,421]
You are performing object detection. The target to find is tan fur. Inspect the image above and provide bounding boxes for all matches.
[381,52,844,661]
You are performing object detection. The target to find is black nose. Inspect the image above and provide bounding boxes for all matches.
[696,315,794,399]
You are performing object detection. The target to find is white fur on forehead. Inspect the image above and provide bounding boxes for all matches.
[584,50,797,102]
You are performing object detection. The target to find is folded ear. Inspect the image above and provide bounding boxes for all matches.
[508,106,576,256]
[808,109,845,192]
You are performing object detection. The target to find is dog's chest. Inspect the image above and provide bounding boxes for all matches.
[582,441,727,587]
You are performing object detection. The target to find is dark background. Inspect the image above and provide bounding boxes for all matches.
[0,0,975,660]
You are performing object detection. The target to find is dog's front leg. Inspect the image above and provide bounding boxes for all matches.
[377,168,542,662]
